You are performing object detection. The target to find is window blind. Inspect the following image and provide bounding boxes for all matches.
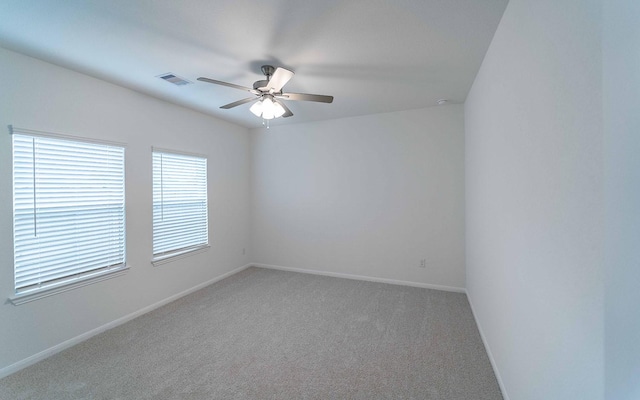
[12,132,126,294]
[152,151,208,259]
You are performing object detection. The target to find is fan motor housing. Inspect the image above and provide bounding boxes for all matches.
[253,80,269,90]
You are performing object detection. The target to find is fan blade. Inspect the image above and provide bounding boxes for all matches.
[198,77,260,94]
[220,97,257,109]
[262,67,294,92]
[274,99,294,118]
[277,92,333,103]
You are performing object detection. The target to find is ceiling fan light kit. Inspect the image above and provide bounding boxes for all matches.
[198,65,333,123]
[250,95,286,120]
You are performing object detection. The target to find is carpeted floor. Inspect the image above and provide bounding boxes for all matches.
[0,267,502,399]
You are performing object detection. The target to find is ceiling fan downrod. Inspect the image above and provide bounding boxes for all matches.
[261,65,275,81]
[253,65,275,91]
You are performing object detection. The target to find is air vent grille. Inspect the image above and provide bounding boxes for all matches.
[158,73,192,86]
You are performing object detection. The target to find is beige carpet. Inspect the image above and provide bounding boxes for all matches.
[0,267,502,399]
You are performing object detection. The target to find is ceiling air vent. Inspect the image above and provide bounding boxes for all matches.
[157,73,192,86]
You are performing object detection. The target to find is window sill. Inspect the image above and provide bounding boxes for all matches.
[151,245,210,267]
[9,265,129,306]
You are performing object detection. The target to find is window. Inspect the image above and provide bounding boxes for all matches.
[11,128,126,303]
[152,149,208,264]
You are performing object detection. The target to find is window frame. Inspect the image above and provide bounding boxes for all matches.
[151,147,209,266]
[9,126,128,305]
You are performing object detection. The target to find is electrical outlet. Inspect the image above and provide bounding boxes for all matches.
[419,259,426,268]
[242,248,246,255]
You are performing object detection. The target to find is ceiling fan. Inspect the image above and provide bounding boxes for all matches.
[198,65,333,120]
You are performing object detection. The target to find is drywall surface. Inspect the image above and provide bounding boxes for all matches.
[251,105,465,289]
[464,1,603,399]
[0,48,251,372]
[603,0,640,398]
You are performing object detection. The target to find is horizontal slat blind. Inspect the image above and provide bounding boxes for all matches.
[12,133,126,293]
[152,151,208,258]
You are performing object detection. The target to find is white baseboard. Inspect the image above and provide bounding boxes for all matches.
[466,292,510,400]
[0,263,252,380]
[251,263,466,293]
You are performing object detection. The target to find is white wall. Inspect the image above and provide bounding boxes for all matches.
[0,48,251,373]
[464,1,603,399]
[603,0,640,398]
[251,105,465,289]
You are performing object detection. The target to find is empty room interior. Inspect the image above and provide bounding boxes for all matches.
[0,1,638,399]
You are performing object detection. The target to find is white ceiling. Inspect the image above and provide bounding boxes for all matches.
[0,0,508,129]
